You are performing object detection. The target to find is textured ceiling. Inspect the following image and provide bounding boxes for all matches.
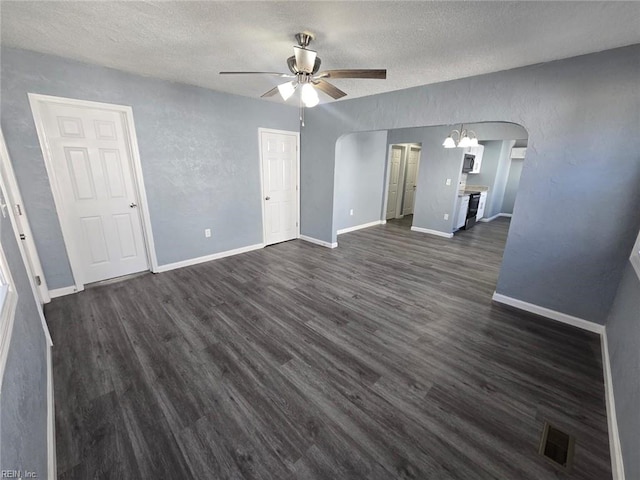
[1,1,639,104]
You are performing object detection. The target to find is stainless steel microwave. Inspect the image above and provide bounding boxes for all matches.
[462,154,475,173]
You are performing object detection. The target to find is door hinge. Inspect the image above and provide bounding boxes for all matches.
[16,204,22,215]
[35,275,42,286]
[296,222,298,227]
[19,233,26,240]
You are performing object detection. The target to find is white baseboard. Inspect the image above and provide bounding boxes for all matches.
[480,213,512,223]
[602,330,626,480]
[337,220,384,235]
[491,292,605,334]
[410,226,454,239]
[48,285,79,299]
[47,344,56,479]
[299,235,338,249]
[156,243,264,273]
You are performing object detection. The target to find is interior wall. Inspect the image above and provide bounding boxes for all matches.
[0,204,49,478]
[301,44,640,324]
[502,158,525,214]
[0,47,299,289]
[606,263,640,480]
[333,131,388,232]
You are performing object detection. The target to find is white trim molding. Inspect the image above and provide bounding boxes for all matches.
[299,235,338,249]
[410,226,454,239]
[49,285,81,299]
[602,330,626,480]
[337,220,384,235]
[480,213,512,223]
[491,292,605,334]
[156,243,264,273]
[47,344,57,479]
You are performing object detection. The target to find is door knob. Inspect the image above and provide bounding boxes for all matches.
[265,196,271,200]
[129,202,138,208]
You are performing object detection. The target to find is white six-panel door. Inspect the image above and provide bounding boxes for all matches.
[34,100,149,284]
[260,130,299,246]
[402,146,421,216]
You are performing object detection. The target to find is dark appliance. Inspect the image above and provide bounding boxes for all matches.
[462,154,475,173]
[463,192,481,230]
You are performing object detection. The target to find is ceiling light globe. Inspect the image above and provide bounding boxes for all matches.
[458,136,471,148]
[277,81,296,101]
[442,137,456,148]
[301,83,319,107]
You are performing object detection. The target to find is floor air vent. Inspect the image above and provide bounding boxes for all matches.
[538,422,575,470]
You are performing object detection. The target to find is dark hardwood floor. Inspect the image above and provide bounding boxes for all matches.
[45,218,611,479]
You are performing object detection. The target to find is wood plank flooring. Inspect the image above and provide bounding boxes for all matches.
[45,217,612,479]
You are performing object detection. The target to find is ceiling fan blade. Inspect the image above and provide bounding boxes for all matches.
[293,46,317,73]
[316,69,387,79]
[219,71,294,78]
[313,80,347,100]
[260,86,280,98]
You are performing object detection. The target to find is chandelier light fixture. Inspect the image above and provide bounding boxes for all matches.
[443,125,479,148]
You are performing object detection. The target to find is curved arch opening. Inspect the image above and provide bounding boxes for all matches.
[333,121,529,290]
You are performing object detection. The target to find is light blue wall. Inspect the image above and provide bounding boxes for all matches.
[333,131,388,232]
[0,47,299,288]
[0,199,49,477]
[502,159,524,214]
[300,44,640,324]
[606,263,640,480]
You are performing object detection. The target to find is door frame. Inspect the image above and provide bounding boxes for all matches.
[28,93,158,292]
[258,128,300,245]
[0,129,51,303]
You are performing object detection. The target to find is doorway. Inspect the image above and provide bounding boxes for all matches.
[384,143,421,225]
[0,130,50,303]
[259,128,300,246]
[29,94,156,290]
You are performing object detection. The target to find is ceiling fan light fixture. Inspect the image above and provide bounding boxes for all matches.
[301,83,319,107]
[277,81,296,100]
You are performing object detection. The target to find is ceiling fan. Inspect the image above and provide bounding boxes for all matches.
[220,32,387,110]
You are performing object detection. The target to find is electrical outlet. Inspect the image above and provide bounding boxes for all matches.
[204,228,211,238]
[349,209,354,216]
[444,213,449,220]
[445,178,452,186]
